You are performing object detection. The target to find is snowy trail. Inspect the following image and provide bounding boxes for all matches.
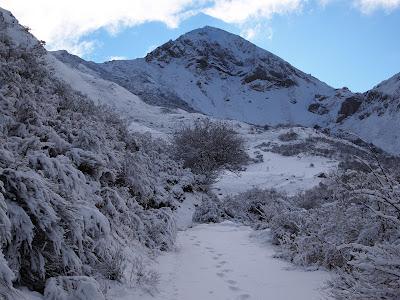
[127,221,330,300]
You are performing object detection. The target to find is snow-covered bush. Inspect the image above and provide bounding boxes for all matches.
[172,119,249,183]
[192,194,225,223]
[223,189,292,229]
[277,130,298,142]
[270,134,384,163]
[128,257,160,295]
[44,276,105,300]
[217,157,400,299]
[0,10,199,296]
[329,243,400,300]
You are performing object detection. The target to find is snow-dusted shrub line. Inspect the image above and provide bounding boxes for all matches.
[193,156,400,299]
[0,13,200,297]
[277,130,298,142]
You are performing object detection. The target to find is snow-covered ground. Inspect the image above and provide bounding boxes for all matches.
[107,127,337,300]
[214,151,337,198]
[114,222,330,300]
[214,126,338,197]
[46,42,342,300]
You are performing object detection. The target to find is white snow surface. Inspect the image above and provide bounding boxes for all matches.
[214,151,336,198]
[107,127,337,300]
[214,127,338,198]
[112,221,330,300]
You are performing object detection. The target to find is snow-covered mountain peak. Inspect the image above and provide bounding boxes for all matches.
[145,25,315,91]
[48,24,400,154]
[51,25,342,126]
[148,25,275,61]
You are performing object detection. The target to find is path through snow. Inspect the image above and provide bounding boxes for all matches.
[112,129,337,300]
[125,221,330,300]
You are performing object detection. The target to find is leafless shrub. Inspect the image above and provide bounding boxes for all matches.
[96,248,126,282]
[192,194,225,223]
[172,119,249,183]
[129,258,160,296]
[278,130,298,142]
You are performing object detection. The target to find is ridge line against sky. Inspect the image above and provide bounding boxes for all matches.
[1,0,400,92]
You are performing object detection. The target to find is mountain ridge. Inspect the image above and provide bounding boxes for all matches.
[54,26,340,126]
[50,25,400,154]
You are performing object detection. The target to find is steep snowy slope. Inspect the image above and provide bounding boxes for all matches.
[51,26,400,154]
[54,27,347,127]
[337,73,400,153]
[46,53,209,139]
[52,49,195,112]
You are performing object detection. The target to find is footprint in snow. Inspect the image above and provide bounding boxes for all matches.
[226,279,237,285]
[238,294,251,300]
[215,260,228,269]
[229,285,240,291]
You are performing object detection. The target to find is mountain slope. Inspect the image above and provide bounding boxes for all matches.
[337,73,400,153]
[105,27,343,126]
[54,27,345,127]
[52,50,196,112]
[51,27,400,154]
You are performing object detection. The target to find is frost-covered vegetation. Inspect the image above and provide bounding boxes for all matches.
[172,120,249,183]
[195,155,400,299]
[2,6,400,299]
[0,14,198,299]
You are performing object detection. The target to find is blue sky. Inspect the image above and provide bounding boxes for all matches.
[3,0,400,92]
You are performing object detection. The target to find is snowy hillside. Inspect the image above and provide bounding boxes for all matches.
[79,27,344,126]
[337,73,400,153]
[46,53,211,140]
[52,26,400,154]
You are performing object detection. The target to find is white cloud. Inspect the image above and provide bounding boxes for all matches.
[266,27,274,40]
[318,0,332,7]
[203,0,303,23]
[353,0,400,13]
[240,24,273,41]
[3,0,396,57]
[108,55,128,61]
[1,0,307,56]
[241,26,260,40]
[1,0,197,55]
